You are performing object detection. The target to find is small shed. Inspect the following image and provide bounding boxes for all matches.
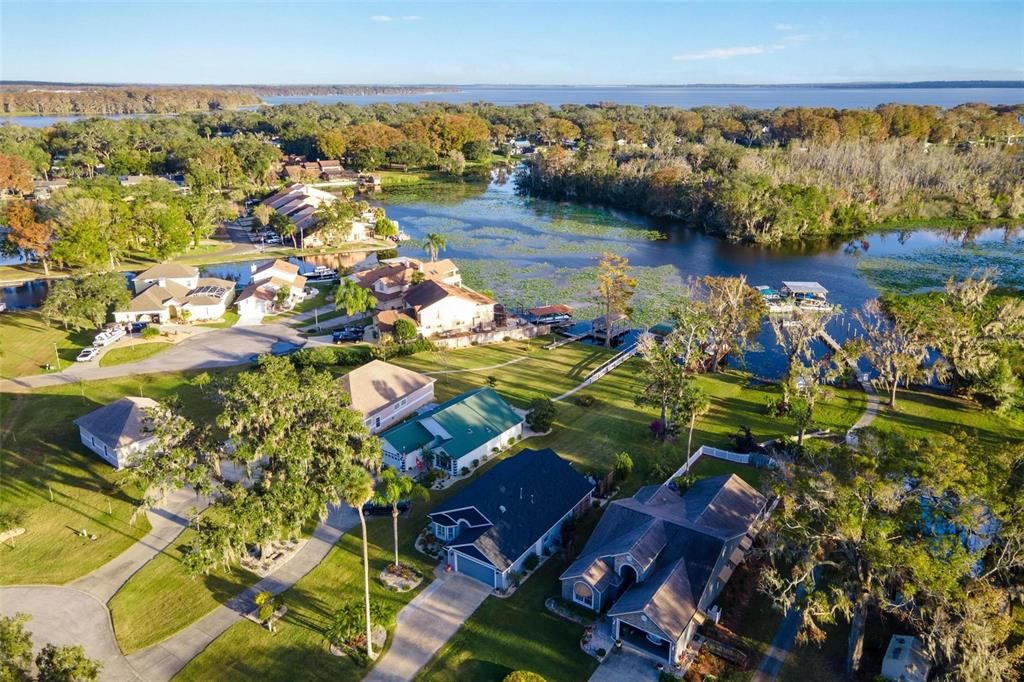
[881,635,931,682]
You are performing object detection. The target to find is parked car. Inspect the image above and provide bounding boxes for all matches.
[76,347,101,362]
[129,321,148,334]
[93,327,126,347]
[332,327,364,343]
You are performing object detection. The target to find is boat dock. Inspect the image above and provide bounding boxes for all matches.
[756,281,836,314]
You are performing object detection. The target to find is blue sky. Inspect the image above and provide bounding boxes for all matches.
[2,1,1022,84]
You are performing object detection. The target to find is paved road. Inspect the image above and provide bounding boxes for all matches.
[365,572,491,682]
[0,586,142,681]
[126,504,357,682]
[0,324,315,392]
[72,488,209,603]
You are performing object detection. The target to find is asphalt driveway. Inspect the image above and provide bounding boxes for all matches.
[0,323,316,392]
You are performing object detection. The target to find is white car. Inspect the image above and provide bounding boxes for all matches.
[76,347,101,362]
[93,328,126,347]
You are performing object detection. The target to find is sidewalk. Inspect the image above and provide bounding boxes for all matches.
[126,504,357,681]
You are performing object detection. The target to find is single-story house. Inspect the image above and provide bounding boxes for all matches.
[560,474,769,667]
[113,263,234,324]
[236,259,307,317]
[340,359,436,434]
[429,447,594,590]
[881,635,932,682]
[380,387,523,474]
[73,397,160,469]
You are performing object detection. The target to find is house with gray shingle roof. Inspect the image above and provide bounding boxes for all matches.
[114,264,234,324]
[429,448,593,590]
[380,387,523,475]
[73,397,160,468]
[560,473,768,667]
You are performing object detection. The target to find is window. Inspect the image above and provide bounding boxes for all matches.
[573,581,594,608]
[374,416,381,429]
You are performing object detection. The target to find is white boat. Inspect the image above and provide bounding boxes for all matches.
[758,281,836,314]
[305,265,338,281]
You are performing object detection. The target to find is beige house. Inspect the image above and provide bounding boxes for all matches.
[260,184,375,247]
[73,397,159,469]
[403,280,496,336]
[339,359,436,434]
[235,259,308,317]
[114,263,234,324]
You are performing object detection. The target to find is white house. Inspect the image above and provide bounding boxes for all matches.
[235,259,307,317]
[380,387,523,475]
[259,184,374,246]
[352,258,462,311]
[339,360,436,434]
[114,263,234,324]
[73,397,160,469]
[373,278,495,339]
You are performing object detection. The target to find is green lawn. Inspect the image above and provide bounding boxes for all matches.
[99,342,173,367]
[197,311,240,329]
[871,388,1024,451]
[0,310,91,379]
[0,371,221,584]
[109,522,260,652]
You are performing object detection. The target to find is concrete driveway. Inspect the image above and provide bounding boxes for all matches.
[0,323,318,392]
[588,647,662,682]
[0,586,141,681]
[365,572,491,682]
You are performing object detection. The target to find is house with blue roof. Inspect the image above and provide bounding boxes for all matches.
[428,448,594,590]
[380,387,524,476]
[560,473,768,668]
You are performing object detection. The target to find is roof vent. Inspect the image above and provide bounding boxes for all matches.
[499,505,506,513]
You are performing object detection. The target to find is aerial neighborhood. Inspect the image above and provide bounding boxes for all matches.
[1,11,1022,682]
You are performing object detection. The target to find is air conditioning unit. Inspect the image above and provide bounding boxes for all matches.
[707,605,722,624]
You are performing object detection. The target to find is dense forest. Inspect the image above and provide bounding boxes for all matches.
[0,87,261,115]
[1,100,1023,245]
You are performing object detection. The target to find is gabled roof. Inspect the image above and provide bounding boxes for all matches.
[404,280,494,311]
[136,263,198,281]
[782,281,828,295]
[381,387,523,460]
[253,259,299,277]
[236,283,276,303]
[73,397,159,451]
[431,448,594,571]
[340,360,435,417]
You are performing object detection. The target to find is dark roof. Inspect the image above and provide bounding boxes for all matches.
[73,397,159,450]
[562,473,767,641]
[403,279,494,311]
[430,448,593,571]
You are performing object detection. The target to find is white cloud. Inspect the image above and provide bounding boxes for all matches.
[401,15,423,21]
[370,15,393,22]
[672,45,782,62]
[774,23,795,31]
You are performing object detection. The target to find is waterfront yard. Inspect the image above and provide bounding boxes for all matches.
[0,370,217,584]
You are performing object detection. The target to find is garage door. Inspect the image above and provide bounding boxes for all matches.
[455,552,496,588]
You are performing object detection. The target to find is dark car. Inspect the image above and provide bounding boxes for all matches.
[362,500,412,517]
[332,327,364,343]
[129,322,148,334]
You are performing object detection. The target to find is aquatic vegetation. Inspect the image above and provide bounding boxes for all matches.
[858,238,1024,293]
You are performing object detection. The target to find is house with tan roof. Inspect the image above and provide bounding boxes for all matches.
[113,264,235,324]
[236,259,308,318]
[339,359,436,434]
[352,257,462,311]
[73,397,160,468]
[259,184,374,247]
[559,473,769,668]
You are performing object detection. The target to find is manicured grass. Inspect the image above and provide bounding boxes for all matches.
[175,516,435,681]
[197,311,240,329]
[0,310,91,379]
[415,554,599,682]
[0,371,221,584]
[110,523,259,652]
[99,342,173,367]
[872,388,1024,451]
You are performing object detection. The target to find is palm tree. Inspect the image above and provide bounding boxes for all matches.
[678,382,711,457]
[335,278,377,317]
[374,468,429,567]
[423,232,447,262]
[340,467,376,659]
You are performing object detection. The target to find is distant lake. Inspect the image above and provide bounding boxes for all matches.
[4,84,1022,127]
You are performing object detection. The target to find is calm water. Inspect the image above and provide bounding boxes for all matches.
[4,177,1018,376]
[5,85,1023,127]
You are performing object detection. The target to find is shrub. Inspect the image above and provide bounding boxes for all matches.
[524,554,540,571]
[486,374,498,387]
[613,452,634,481]
[596,648,607,658]
[292,345,337,368]
[393,317,418,341]
[526,398,556,432]
[141,326,160,339]
[503,671,546,682]
[460,466,470,476]
[472,458,480,468]
[574,394,596,407]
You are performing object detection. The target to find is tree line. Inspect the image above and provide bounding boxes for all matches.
[0,87,261,115]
